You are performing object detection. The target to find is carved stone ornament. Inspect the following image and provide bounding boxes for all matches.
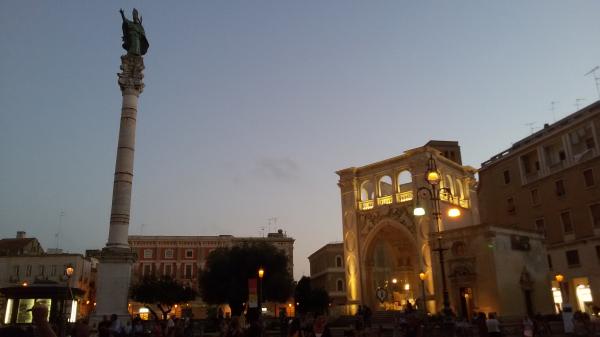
[358,206,415,239]
[118,54,145,93]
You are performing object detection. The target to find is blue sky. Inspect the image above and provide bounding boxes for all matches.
[2,1,600,278]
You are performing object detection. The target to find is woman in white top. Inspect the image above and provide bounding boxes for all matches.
[486,312,501,337]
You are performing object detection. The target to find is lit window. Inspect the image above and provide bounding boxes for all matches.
[584,169,595,187]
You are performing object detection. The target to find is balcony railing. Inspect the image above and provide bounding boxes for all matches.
[377,195,393,206]
[359,200,374,210]
[396,191,413,203]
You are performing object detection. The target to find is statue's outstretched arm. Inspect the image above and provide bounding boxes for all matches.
[119,8,126,22]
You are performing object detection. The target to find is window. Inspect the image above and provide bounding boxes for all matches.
[535,218,545,235]
[335,256,343,268]
[164,249,174,259]
[13,265,20,277]
[143,264,151,276]
[566,250,580,267]
[561,211,573,234]
[143,249,153,259]
[503,170,511,184]
[586,137,596,150]
[555,180,566,197]
[26,265,32,276]
[337,279,344,292]
[584,169,595,187]
[165,264,172,276]
[185,265,192,279]
[530,189,540,206]
[590,204,600,227]
[51,265,56,277]
[507,197,516,214]
[185,249,193,258]
[547,255,553,270]
[38,265,45,276]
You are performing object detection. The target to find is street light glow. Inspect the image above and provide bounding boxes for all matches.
[404,283,410,291]
[419,272,426,281]
[258,267,265,279]
[447,207,461,218]
[392,278,397,284]
[413,207,425,216]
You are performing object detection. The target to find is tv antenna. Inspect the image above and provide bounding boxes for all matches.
[55,210,65,249]
[585,66,600,99]
[575,98,586,110]
[524,122,536,135]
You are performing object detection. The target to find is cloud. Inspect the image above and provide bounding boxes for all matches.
[253,157,301,182]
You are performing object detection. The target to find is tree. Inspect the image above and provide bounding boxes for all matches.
[294,276,330,315]
[130,275,196,320]
[198,242,294,316]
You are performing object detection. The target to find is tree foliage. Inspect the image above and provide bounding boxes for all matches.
[130,275,196,320]
[294,276,330,315]
[198,242,294,315]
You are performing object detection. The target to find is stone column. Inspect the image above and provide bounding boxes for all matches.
[93,54,144,322]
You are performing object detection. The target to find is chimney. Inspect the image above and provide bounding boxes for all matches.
[16,231,26,239]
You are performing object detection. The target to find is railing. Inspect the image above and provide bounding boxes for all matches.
[377,195,393,206]
[359,200,374,210]
[396,191,413,203]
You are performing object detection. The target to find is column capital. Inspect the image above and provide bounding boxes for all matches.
[118,54,145,94]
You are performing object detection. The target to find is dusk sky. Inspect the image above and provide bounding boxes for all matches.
[2,1,600,279]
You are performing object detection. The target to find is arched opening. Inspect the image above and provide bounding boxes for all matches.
[397,170,413,202]
[337,279,344,292]
[335,255,343,268]
[360,180,374,201]
[445,175,455,195]
[360,180,375,210]
[455,179,465,200]
[363,222,419,311]
[379,176,393,196]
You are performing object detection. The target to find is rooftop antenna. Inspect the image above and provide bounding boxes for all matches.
[55,210,65,249]
[585,66,600,99]
[575,98,586,110]
[259,226,266,237]
[524,122,536,135]
[550,101,559,122]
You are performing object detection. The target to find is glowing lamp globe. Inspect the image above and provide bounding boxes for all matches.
[426,170,441,185]
[419,272,426,281]
[447,207,461,218]
[258,268,265,279]
[555,274,564,283]
[413,207,425,216]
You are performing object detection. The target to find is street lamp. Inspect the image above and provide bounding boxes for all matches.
[258,267,265,311]
[419,272,427,313]
[413,155,460,316]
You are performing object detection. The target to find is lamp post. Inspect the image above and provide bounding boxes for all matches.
[419,272,427,313]
[413,155,461,316]
[258,267,265,312]
[60,265,75,337]
[555,273,574,334]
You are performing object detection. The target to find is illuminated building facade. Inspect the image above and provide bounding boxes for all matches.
[337,141,553,317]
[479,101,600,314]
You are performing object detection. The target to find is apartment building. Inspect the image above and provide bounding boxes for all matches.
[308,242,346,313]
[479,101,600,313]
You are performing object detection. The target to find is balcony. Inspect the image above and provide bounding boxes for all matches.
[359,200,374,210]
[396,191,413,203]
[377,195,393,206]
